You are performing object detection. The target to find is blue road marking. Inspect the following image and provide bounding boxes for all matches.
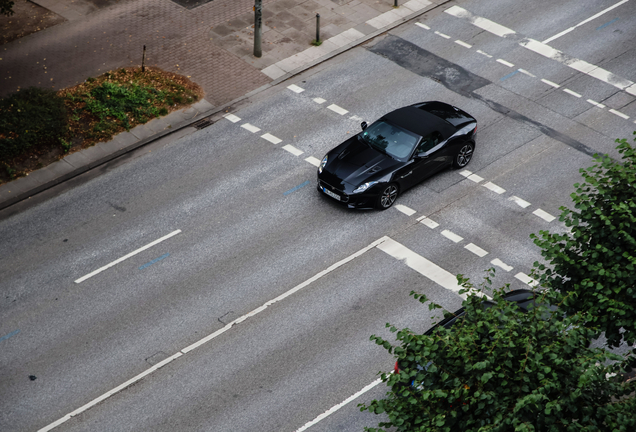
[0,329,19,343]
[139,253,170,270]
[596,18,618,30]
[500,69,520,81]
[284,180,310,196]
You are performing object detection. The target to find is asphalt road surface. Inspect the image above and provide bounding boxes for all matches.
[2,0,636,430]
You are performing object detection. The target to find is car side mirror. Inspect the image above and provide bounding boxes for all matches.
[361,121,367,130]
[417,152,429,159]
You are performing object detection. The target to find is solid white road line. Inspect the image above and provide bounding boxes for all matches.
[45,237,391,432]
[395,204,416,216]
[377,237,465,297]
[294,378,384,432]
[282,145,304,156]
[533,208,556,222]
[74,230,182,284]
[287,84,305,93]
[261,133,282,144]
[542,0,629,43]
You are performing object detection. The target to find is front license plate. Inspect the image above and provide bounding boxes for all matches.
[322,187,340,201]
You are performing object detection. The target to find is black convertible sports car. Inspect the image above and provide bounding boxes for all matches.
[317,101,477,209]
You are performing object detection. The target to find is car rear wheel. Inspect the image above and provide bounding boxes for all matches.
[376,183,398,210]
[453,142,474,168]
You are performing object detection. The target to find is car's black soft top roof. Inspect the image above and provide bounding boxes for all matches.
[382,106,456,139]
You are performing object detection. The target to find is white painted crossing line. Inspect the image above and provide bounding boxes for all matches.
[541,79,560,88]
[445,6,636,96]
[441,230,463,243]
[491,258,513,272]
[415,22,431,30]
[609,109,630,119]
[377,237,466,298]
[327,104,349,115]
[395,204,416,216]
[287,84,305,93]
[241,123,261,133]
[305,156,321,167]
[435,31,451,39]
[282,145,304,156]
[223,113,241,123]
[74,230,182,284]
[465,243,488,257]
[563,88,582,98]
[417,216,439,229]
[515,272,539,287]
[533,208,556,222]
[261,133,282,144]
[313,97,326,104]
[454,40,472,48]
[496,59,514,67]
[483,181,506,194]
[509,196,531,208]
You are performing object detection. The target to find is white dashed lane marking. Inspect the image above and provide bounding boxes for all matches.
[587,99,606,108]
[496,59,514,67]
[223,113,241,123]
[435,31,451,39]
[454,40,472,48]
[465,243,488,257]
[515,272,539,287]
[313,97,326,104]
[609,109,630,119]
[417,216,439,229]
[305,156,321,167]
[509,196,531,208]
[441,230,464,243]
[491,258,513,272]
[287,84,305,93]
[327,104,349,115]
[261,133,282,144]
[541,78,560,88]
[483,181,506,194]
[282,145,304,156]
[460,170,484,183]
[241,123,261,133]
[395,204,417,216]
[533,208,556,222]
[415,22,431,30]
[476,50,493,58]
[563,88,582,98]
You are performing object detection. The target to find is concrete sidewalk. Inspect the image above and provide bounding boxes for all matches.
[1,0,447,210]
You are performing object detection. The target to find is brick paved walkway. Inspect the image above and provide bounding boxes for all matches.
[1,0,440,107]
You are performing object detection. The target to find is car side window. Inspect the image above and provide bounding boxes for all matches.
[417,131,442,154]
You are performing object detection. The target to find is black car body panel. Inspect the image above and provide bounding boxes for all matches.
[317,101,477,209]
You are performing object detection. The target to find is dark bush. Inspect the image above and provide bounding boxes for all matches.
[0,87,68,163]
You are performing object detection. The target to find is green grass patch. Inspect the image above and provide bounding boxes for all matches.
[0,66,202,184]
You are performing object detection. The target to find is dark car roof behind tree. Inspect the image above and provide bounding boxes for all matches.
[382,107,456,140]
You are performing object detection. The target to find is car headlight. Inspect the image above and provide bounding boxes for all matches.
[318,155,328,174]
[353,181,378,193]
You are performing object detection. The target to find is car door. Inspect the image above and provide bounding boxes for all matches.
[400,132,448,189]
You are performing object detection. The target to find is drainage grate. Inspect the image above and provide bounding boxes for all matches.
[192,117,214,130]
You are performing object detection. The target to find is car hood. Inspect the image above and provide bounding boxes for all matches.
[324,136,402,186]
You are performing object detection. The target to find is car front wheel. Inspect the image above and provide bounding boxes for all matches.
[376,183,398,210]
[453,142,474,168]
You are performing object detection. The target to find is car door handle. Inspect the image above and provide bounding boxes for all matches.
[400,171,412,178]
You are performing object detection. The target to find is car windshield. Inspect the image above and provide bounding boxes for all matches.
[360,120,420,160]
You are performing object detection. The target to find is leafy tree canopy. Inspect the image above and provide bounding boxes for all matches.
[360,274,636,432]
[532,137,636,347]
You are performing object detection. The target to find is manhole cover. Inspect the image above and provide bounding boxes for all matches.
[170,0,214,9]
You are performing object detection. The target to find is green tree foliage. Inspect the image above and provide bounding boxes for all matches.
[532,137,636,348]
[360,276,636,432]
[0,87,68,163]
[0,0,14,16]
